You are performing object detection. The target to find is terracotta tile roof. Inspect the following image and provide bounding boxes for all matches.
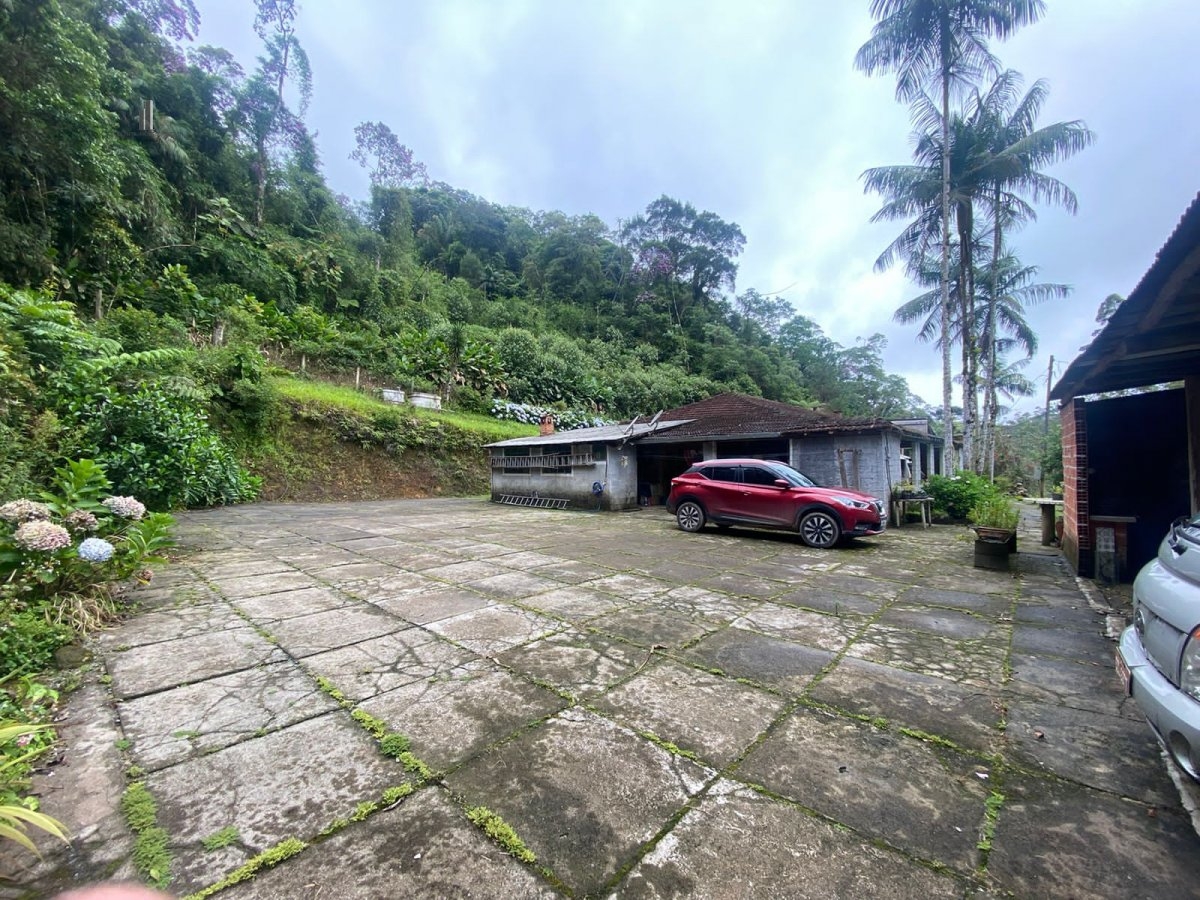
[643,393,896,440]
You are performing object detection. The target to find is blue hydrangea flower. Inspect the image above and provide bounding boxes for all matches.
[77,537,115,563]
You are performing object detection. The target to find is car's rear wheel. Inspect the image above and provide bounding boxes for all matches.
[676,500,705,533]
[799,510,840,549]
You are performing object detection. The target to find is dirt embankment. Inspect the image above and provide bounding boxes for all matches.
[247,417,491,504]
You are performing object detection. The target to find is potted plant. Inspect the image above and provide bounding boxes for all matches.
[969,495,1019,569]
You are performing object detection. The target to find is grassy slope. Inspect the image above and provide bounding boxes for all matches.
[246,377,538,503]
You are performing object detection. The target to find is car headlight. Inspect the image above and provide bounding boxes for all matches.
[1182,628,1200,702]
[832,496,871,510]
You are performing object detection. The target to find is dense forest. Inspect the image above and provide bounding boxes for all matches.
[0,0,928,496]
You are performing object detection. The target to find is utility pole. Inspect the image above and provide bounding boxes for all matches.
[1040,355,1054,497]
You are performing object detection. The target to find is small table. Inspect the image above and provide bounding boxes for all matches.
[1031,498,1063,545]
[890,497,932,528]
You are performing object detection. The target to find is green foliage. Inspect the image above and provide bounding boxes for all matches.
[969,495,1019,530]
[379,732,411,758]
[0,722,68,855]
[91,383,260,509]
[0,614,73,678]
[923,473,1000,521]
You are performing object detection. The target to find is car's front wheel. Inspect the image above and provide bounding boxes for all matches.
[799,509,840,549]
[676,500,706,533]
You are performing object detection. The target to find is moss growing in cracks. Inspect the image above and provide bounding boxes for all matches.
[466,806,536,864]
[201,825,241,851]
[183,837,307,900]
[121,782,172,889]
[977,791,1006,857]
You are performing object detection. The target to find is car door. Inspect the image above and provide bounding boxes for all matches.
[737,463,793,526]
[699,464,743,520]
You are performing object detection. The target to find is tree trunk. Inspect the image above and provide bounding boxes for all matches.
[956,201,978,473]
[983,183,1003,478]
[940,70,956,473]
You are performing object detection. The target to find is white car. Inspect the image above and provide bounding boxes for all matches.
[1118,514,1200,780]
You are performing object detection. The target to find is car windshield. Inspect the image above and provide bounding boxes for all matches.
[762,461,816,488]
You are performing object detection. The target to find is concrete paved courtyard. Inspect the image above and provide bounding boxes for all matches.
[6,499,1199,898]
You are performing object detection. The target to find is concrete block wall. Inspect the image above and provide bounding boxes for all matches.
[489,443,639,510]
[789,433,899,502]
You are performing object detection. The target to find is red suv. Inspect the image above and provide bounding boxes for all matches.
[666,458,887,548]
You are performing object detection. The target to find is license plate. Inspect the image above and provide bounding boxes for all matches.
[1115,649,1132,696]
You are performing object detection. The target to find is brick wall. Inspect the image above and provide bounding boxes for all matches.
[1061,397,1092,575]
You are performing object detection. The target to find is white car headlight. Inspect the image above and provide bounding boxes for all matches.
[832,496,871,510]
[1181,628,1200,702]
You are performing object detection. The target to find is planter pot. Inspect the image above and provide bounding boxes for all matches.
[410,391,442,410]
[972,525,1015,544]
[974,538,1012,571]
[381,388,406,404]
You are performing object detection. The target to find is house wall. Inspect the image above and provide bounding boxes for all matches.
[1062,390,1191,579]
[789,432,901,501]
[489,442,639,510]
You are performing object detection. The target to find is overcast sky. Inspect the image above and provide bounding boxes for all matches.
[192,0,1200,416]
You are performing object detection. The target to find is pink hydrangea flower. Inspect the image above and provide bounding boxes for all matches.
[0,499,52,523]
[13,520,72,552]
[102,496,147,520]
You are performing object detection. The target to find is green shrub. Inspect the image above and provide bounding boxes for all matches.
[969,495,1019,530]
[923,473,1000,521]
[0,612,72,677]
[90,384,260,509]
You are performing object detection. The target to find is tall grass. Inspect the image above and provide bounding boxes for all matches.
[270,377,537,442]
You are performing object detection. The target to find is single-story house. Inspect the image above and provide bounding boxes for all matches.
[485,419,690,511]
[1050,191,1200,581]
[486,393,943,512]
[635,393,944,505]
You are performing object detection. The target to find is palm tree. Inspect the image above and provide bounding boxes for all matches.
[856,0,1045,469]
[975,252,1070,471]
[965,72,1093,464]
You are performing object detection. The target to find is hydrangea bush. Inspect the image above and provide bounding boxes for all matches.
[490,399,612,431]
[0,459,175,634]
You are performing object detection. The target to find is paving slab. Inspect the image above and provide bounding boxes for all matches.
[207,570,319,599]
[590,659,787,767]
[876,603,1000,641]
[467,571,563,601]
[496,629,647,699]
[106,625,287,698]
[681,626,833,694]
[772,584,884,617]
[118,660,340,770]
[731,603,861,652]
[1003,698,1177,805]
[423,604,564,655]
[987,772,1200,899]
[221,788,557,899]
[1010,621,1114,663]
[521,585,631,622]
[263,604,408,658]
[447,708,712,896]
[370,585,493,625]
[809,655,1003,754]
[617,779,965,899]
[846,623,1007,687]
[303,630,477,702]
[148,712,404,894]
[357,661,567,771]
[589,606,716,650]
[737,706,990,871]
[94,598,244,650]
[231,584,353,622]
[1006,652,1136,717]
